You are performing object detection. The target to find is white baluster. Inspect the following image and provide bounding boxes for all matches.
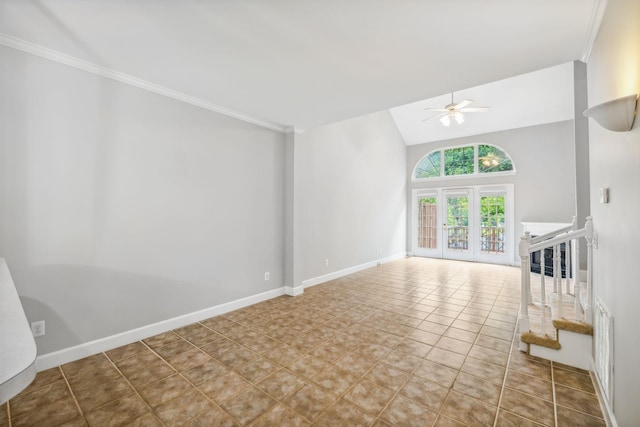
[565,240,571,295]
[572,238,580,320]
[570,215,578,296]
[551,245,560,294]
[556,244,563,319]
[540,248,546,305]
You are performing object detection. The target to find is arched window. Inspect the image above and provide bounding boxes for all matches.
[413,144,515,181]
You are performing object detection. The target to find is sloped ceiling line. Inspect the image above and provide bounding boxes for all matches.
[0,33,288,133]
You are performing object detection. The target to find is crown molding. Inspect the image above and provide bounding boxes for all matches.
[0,33,288,134]
[284,126,306,135]
[581,0,608,63]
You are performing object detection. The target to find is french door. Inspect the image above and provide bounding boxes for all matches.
[413,185,513,264]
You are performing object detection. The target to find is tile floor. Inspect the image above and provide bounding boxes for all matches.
[2,258,606,426]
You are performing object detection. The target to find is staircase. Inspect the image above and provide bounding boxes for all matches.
[518,217,594,370]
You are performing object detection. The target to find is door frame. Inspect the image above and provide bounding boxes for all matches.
[442,188,475,262]
[413,189,443,258]
[412,184,514,265]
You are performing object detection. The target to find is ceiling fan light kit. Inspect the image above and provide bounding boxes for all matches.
[583,93,638,132]
[480,152,501,167]
[440,111,465,127]
[425,93,489,127]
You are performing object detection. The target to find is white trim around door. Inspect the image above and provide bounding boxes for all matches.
[412,184,514,265]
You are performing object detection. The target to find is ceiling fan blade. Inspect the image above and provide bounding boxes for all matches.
[454,100,473,109]
[422,112,448,121]
[424,108,448,112]
[459,107,490,112]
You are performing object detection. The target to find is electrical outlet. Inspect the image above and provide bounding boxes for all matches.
[264,272,270,281]
[325,259,329,267]
[31,320,45,337]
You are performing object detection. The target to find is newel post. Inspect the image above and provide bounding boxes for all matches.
[519,232,532,351]
[584,217,594,324]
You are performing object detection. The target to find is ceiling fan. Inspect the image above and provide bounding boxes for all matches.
[424,93,490,126]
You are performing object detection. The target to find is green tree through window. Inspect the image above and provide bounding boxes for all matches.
[478,145,513,173]
[444,146,474,176]
[415,152,441,178]
[413,144,514,180]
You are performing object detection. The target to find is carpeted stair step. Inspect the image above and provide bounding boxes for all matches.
[520,318,593,352]
[520,332,561,350]
[552,318,593,335]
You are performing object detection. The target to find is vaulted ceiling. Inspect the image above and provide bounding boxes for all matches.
[0,1,601,134]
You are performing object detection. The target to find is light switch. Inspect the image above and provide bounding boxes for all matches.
[599,188,609,204]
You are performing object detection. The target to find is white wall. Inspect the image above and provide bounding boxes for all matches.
[586,0,640,424]
[0,46,286,354]
[406,121,578,263]
[293,112,407,285]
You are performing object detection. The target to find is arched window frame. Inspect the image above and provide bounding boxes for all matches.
[412,143,516,182]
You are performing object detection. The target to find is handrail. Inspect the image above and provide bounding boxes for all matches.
[529,228,586,253]
[518,216,593,352]
[530,224,574,244]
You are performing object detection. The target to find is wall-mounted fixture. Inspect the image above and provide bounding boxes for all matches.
[583,93,638,132]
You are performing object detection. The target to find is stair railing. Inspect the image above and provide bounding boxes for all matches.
[518,217,593,351]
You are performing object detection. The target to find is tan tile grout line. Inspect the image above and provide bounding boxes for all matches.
[253,283,422,424]
[492,300,520,427]
[193,315,310,422]
[551,366,607,422]
[97,346,169,427]
[345,274,460,423]
[426,277,493,427]
[430,276,510,425]
[147,321,319,426]
[185,322,342,426]
[431,275,511,427]
[58,365,87,425]
[551,361,559,427]
[401,274,512,424]
[270,306,394,424]
[104,331,270,426]
[134,335,237,426]
[300,272,513,426]
[5,401,11,427]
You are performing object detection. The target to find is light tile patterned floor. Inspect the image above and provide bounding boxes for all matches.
[2,258,606,426]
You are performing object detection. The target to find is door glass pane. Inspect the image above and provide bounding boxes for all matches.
[417,197,437,249]
[480,195,505,254]
[446,195,469,251]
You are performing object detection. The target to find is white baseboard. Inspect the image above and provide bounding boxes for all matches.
[301,252,407,289]
[590,357,618,427]
[284,286,303,296]
[35,287,285,371]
